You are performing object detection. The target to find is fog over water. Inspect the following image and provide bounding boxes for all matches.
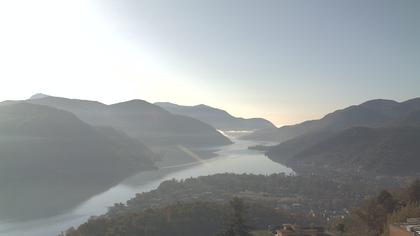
[0,136,293,236]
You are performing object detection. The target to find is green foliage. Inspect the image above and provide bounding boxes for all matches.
[116,172,378,224]
[407,179,420,204]
[63,199,294,236]
[382,203,420,236]
[330,179,420,236]
[219,198,252,236]
[376,190,397,214]
[64,201,225,236]
[61,173,407,236]
[387,203,420,224]
[354,199,388,236]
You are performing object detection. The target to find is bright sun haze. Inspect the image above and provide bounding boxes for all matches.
[1,2,420,236]
[0,0,419,126]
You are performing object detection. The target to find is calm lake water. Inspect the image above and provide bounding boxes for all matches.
[0,137,292,236]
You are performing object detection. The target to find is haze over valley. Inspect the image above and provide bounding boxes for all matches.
[0,1,419,236]
[1,94,420,236]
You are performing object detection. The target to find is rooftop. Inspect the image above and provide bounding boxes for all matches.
[270,224,335,236]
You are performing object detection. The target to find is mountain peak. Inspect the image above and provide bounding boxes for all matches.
[155,102,276,131]
[111,99,157,109]
[29,93,51,100]
[359,99,399,108]
[193,104,213,109]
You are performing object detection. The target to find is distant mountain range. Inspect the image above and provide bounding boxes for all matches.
[155,102,275,131]
[265,98,420,175]
[287,126,420,175]
[245,98,420,142]
[0,94,235,220]
[0,102,156,220]
[28,94,232,147]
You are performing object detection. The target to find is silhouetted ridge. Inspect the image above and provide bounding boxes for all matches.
[111,99,170,114]
[0,102,155,220]
[244,97,420,142]
[29,95,231,147]
[29,93,51,100]
[155,102,275,131]
[266,97,420,176]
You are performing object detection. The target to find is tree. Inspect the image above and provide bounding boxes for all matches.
[376,190,397,213]
[407,179,420,204]
[355,199,388,236]
[219,198,252,236]
[383,203,420,236]
[335,222,346,234]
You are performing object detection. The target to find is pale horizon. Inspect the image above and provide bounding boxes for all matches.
[0,0,419,126]
[2,92,419,127]
[1,2,420,235]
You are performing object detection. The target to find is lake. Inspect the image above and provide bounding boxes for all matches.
[0,137,292,236]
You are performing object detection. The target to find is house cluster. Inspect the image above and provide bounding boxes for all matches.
[389,218,420,236]
[270,224,335,236]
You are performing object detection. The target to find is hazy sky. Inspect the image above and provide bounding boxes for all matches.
[0,0,419,125]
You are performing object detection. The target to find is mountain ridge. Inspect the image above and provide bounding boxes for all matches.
[28,94,232,147]
[265,97,420,176]
[244,97,420,143]
[155,102,276,131]
[0,102,156,220]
